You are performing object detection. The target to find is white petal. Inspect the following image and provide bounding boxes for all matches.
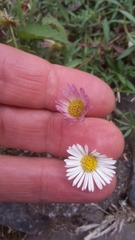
[66,166,82,173]
[92,172,105,189]
[98,162,116,168]
[96,169,113,184]
[64,160,80,167]
[82,173,88,191]
[93,173,106,190]
[98,158,116,164]
[98,163,116,173]
[92,171,106,187]
[88,173,94,192]
[76,144,87,155]
[84,145,89,155]
[96,154,107,158]
[72,144,84,156]
[95,170,111,184]
[67,169,81,180]
[97,167,116,177]
[68,156,80,160]
[90,150,100,156]
[72,170,84,186]
[67,145,83,158]
[77,172,86,188]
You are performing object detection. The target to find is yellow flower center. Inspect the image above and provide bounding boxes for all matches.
[68,100,85,118]
[81,155,98,172]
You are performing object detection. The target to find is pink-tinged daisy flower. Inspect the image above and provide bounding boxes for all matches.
[55,84,92,124]
[64,144,116,192]
[41,39,55,48]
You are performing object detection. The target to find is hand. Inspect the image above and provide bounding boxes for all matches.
[0,44,124,203]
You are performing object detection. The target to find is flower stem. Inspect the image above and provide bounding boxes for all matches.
[9,25,18,49]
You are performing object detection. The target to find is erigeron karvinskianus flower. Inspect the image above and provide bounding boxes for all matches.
[55,84,92,125]
[64,144,116,192]
[41,39,63,51]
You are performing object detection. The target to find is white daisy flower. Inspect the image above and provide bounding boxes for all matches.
[55,84,92,125]
[64,144,116,192]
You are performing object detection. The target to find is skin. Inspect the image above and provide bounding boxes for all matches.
[0,44,124,203]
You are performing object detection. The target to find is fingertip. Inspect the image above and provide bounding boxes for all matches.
[41,159,117,203]
[109,121,125,158]
[0,44,115,117]
[0,155,116,203]
[85,74,116,117]
[62,176,116,203]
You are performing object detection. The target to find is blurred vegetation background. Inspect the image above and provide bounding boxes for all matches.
[0,0,135,136]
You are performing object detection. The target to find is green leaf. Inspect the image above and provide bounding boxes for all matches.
[129,112,135,125]
[129,71,135,77]
[117,60,124,72]
[103,18,110,42]
[124,128,132,137]
[19,45,36,54]
[105,55,116,70]
[18,23,69,44]
[66,59,82,68]
[127,33,135,45]
[64,40,80,64]
[107,0,122,7]
[130,54,135,65]
[57,3,69,24]
[126,80,135,91]
[42,16,67,37]
[119,10,135,24]
[117,45,135,59]
[120,126,130,131]
[128,0,134,14]
[115,119,129,125]
[94,0,105,10]
[109,19,128,24]
[115,73,126,84]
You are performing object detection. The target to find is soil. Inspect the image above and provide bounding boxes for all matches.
[0,94,135,240]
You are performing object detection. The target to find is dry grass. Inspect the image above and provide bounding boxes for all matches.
[76,200,135,240]
[0,225,27,240]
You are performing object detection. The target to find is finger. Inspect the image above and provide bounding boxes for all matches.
[0,155,116,203]
[0,106,124,158]
[0,44,115,117]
